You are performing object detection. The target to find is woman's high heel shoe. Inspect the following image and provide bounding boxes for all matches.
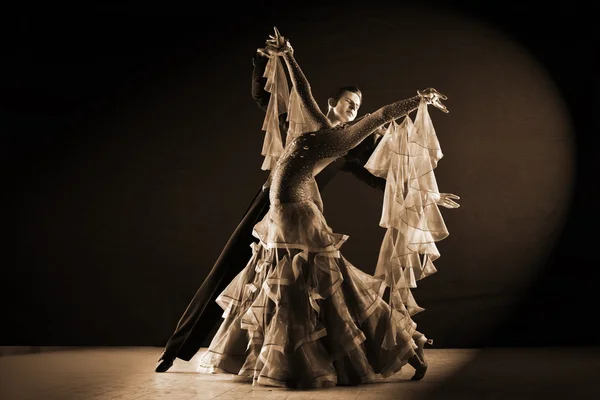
[410,334,433,381]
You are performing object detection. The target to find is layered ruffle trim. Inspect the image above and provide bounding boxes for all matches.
[260,57,322,171]
[365,99,449,315]
[198,204,419,387]
[198,245,418,388]
[252,200,347,255]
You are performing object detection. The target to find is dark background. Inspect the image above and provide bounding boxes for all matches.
[6,0,599,349]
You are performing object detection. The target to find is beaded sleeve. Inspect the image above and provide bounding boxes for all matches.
[317,96,422,158]
[282,52,332,130]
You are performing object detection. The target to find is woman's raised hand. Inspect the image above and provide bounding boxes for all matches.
[266,27,287,48]
[257,26,293,58]
[418,88,449,113]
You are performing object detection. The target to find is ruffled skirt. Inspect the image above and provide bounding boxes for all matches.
[198,200,419,388]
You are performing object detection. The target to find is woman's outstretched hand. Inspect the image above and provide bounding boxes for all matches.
[418,88,449,113]
[257,26,293,58]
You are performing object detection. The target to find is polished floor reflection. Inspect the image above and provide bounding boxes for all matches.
[0,347,598,399]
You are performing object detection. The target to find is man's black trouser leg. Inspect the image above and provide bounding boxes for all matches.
[161,188,270,361]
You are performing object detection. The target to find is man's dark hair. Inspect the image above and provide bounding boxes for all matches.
[331,86,362,104]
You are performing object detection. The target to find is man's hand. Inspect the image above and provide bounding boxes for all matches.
[436,193,460,209]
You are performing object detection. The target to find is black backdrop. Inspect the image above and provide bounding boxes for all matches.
[6,0,598,348]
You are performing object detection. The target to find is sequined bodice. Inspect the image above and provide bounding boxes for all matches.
[269,131,333,204]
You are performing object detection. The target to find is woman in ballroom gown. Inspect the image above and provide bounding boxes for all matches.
[197,28,452,389]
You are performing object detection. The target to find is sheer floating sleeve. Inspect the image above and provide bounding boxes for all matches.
[365,98,449,330]
[260,57,290,170]
[282,52,332,136]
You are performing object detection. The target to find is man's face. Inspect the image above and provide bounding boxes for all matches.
[332,91,361,123]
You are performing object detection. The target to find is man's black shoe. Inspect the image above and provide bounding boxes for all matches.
[155,356,174,373]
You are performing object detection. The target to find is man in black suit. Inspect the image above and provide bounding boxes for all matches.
[155,50,386,372]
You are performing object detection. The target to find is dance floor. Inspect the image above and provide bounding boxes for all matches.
[1,346,599,399]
